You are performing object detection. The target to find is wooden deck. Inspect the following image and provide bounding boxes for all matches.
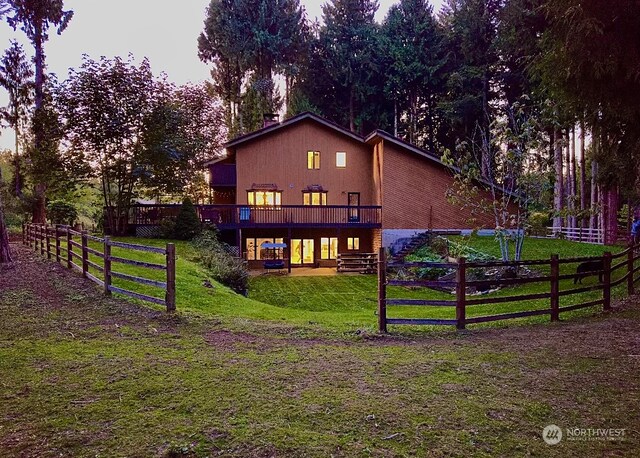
[128,204,382,229]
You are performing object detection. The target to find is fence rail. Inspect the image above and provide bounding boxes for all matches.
[546,226,604,244]
[377,243,639,332]
[23,224,176,311]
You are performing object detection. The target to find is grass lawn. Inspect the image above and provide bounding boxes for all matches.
[1,243,638,456]
[71,234,634,335]
[250,235,631,333]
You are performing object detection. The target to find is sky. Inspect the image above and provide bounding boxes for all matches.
[0,0,445,151]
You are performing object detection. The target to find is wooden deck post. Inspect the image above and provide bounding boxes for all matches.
[66,229,72,269]
[603,252,612,311]
[166,243,176,312]
[456,257,466,330]
[81,231,89,278]
[377,247,387,333]
[628,241,635,296]
[550,254,560,321]
[104,236,112,296]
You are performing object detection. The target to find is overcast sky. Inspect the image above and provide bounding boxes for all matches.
[0,0,445,150]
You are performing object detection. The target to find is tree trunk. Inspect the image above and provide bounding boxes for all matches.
[570,126,577,229]
[0,168,13,263]
[349,86,355,133]
[32,22,47,224]
[590,160,598,234]
[579,119,586,229]
[553,129,564,230]
[603,186,619,245]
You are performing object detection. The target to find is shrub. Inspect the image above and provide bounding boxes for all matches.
[47,200,78,226]
[528,212,550,236]
[191,230,248,294]
[173,198,201,240]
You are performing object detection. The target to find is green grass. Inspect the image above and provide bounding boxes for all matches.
[1,244,639,456]
[71,234,636,335]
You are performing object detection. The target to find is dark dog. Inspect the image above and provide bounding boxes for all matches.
[574,260,604,284]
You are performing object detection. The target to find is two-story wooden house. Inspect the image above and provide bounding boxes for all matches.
[202,112,496,270]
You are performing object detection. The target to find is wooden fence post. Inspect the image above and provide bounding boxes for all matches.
[46,226,52,260]
[33,224,38,252]
[40,225,45,256]
[66,229,72,269]
[550,254,560,321]
[55,226,61,263]
[456,257,466,330]
[104,236,112,296]
[166,243,176,312]
[603,252,612,311]
[81,231,89,278]
[628,241,635,296]
[377,247,387,333]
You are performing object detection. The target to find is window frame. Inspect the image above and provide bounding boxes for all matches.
[307,151,320,169]
[247,190,282,207]
[320,237,338,260]
[336,151,346,168]
[302,190,328,206]
[347,237,360,251]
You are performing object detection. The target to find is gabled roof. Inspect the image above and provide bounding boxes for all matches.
[365,129,446,168]
[224,111,364,150]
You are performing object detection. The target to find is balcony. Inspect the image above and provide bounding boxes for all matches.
[208,163,236,187]
[129,204,382,229]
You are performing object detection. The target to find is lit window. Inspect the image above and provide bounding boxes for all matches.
[247,190,281,207]
[347,237,360,250]
[321,237,338,260]
[303,191,327,205]
[336,152,346,168]
[245,237,284,260]
[307,151,320,169]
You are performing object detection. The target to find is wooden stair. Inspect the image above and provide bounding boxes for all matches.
[391,232,431,262]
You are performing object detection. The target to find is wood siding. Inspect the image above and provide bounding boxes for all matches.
[234,119,375,206]
[381,143,496,229]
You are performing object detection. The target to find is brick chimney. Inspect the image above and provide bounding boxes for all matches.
[263,113,279,128]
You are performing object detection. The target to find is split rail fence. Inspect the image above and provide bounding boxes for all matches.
[377,243,640,332]
[23,224,176,311]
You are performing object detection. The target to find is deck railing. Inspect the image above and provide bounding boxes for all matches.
[129,204,382,228]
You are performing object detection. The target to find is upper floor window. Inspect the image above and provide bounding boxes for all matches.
[303,191,327,206]
[307,151,320,169]
[336,152,346,168]
[248,190,281,206]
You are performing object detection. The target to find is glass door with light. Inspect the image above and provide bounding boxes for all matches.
[348,192,360,222]
[291,239,315,265]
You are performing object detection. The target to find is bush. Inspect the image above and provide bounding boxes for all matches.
[173,198,201,240]
[47,200,78,226]
[528,212,550,236]
[191,230,248,295]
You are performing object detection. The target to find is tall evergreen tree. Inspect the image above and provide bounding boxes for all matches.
[320,0,380,133]
[0,40,32,198]
[3,0,73,223]
[199,0,306,135]
[438,0,501,177]
[381,0,446,149]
